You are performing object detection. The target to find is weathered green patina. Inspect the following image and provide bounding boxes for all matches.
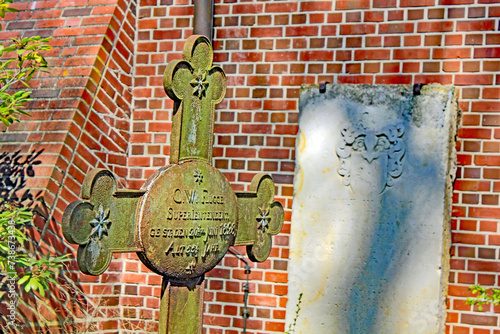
[62,35,284,333]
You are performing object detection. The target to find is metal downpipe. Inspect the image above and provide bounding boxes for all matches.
[193,0,214,43]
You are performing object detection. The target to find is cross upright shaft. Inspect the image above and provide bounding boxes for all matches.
[163,35,225,164]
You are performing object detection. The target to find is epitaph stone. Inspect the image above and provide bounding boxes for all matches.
[287,84,458,333]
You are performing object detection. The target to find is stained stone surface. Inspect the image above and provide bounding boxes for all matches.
[286,84,458,334]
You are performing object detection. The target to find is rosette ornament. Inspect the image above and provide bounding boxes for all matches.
[62,170,142,275]
[235,174,284,263]
[62,170,116,275]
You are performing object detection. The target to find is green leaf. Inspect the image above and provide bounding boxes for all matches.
[24,278,33,292]
[18,274,30,286]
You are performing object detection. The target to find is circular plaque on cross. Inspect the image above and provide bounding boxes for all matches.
[137,160,238,279]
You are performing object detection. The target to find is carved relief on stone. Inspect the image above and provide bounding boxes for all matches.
[336,112,405,195]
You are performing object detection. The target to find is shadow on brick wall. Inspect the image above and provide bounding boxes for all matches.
[0,150,43,205]
[0,150,104,333]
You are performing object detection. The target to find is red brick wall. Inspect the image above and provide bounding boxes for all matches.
[1,0,499,333]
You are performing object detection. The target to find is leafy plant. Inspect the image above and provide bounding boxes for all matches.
[0,35,51,126]
[0,202,31,270]
[0,202,70,298]
[466,284,500,311]
[0,0,18,23]
[0,0,51,127]
[286,292,303,334]
[0,0,70,301]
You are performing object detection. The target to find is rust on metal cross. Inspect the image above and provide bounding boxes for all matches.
[62,35,284,334]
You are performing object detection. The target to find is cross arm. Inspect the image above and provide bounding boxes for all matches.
[62,169,145,275]
[234,174,284,263]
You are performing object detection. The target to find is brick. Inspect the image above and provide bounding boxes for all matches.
[433,48,471,59]
[346,63,361,74]
[217,28,248,38]
[335,0,370,10]
[321,25,337,36]
[484,168,500,179]
[457,20,496,31]
[285,26,318,36]
[265,2,298,12]
[414,74,453,84]
[452,232,486,245]
[455,74,494,85]
[233,3,263,14]
[264,101,296,111]
[354,49,390,60]
[242,124,272,134]
[365,63,381,73]
[250,27,282,38]
[265,321,286,332]
[302,1,332,11]
[472,101,500,112]
[483,88,500,99]
[248,295,277,307]
[443,61,461,72]
[340,24,376,35]
[401,0,435,5]
[394,48,430,59]
[404,36,421,46]
[231,52,263,62]
[374,0,397,7]
[247,76,280,86]
[490,6,500,16]
[418,21,454,32]
[376,75,412,84]
[379,23,414,34]
[408,9,424,20]
[346,37,362,47]
[459,128,490,141]
[474,47,500,58]
[258,149,289,159]
[365,11,385,22]
[281,75,315,86]
[153,29,182,40]
[425,35,442,46]
[485,35,500,47]
[483,117,500,130]
[429,8,445,18]
[300,51,334,61]
[338,75,373,84]
[468,7,486,18]
[475,155,500,166]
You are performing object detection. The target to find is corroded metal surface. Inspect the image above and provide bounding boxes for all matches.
[235,174,284,262]
[159,278,204,334]
[137,161,237,279]
[163,35,226,164]
[62,169,144,275]
[61,35,285,334]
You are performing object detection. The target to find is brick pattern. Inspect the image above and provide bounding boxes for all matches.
[0,0,152,332]
[0,0,499,333]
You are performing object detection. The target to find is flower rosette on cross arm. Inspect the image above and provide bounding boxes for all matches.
[246,174,284,263]
[62,169,117,276]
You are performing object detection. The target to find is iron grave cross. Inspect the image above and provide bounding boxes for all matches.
[62,35,284,333]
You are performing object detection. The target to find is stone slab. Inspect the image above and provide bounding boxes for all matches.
[286,84,458,333]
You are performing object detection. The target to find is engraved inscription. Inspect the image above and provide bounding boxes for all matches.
[137,161,238,279]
